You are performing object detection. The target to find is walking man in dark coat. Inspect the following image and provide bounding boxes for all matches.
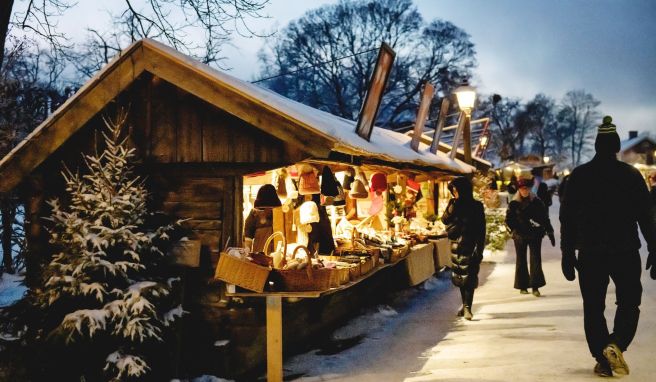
[560,116,656,377]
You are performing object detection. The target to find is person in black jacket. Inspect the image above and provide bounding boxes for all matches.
[506,177,555,297]
[441,177,486,321]
[560,116,656,377]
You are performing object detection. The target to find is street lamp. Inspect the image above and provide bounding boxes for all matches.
[543,156,550,164]
[454,82,476,115]
[451,81,477,164]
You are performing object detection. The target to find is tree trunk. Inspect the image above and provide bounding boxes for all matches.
[1,194,15,273]
[0,0,15,70]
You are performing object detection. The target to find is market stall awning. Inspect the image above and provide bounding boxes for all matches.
[0,39,473,194]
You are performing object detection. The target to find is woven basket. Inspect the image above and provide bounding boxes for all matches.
[273,246,332,291]
[214,253,271,293]
[263,231,287,269]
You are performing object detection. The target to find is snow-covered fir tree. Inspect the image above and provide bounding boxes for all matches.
[33,110,184,381]
[472,173,510,252]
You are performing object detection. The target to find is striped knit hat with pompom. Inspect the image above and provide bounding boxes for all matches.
[595,115,620,154]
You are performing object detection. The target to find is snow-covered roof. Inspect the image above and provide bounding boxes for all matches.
[620,134,656,152]
[0,39,473,193]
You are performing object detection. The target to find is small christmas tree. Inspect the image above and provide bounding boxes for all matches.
[32,110,183,381]
[472,173,511,252]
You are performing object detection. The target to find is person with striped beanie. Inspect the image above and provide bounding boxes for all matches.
[560,115,656,377]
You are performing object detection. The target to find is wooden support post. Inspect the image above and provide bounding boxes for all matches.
[266,296,283,382]
[463,114,472,164]
[449,111,466,160]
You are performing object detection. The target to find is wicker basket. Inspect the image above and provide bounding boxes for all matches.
[348,263,362,281]
[273,246,332,291]
[214,253,271,293]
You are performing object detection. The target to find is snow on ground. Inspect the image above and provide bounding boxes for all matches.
[279,199,656,381]
[0,272,26,308]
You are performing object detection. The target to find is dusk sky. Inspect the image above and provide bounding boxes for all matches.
[49,0,656,138]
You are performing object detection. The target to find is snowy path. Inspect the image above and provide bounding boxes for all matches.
[283,200,656,381]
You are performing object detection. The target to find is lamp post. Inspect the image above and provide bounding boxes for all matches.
[453,82,476,164]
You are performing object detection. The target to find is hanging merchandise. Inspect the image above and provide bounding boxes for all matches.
[349,179,369,199]
[275,168,288,198]
[370,172,387,195]
[342,167,356,191]
[299,201,320,225]
[298,164,320,195]
[320,165,346,206]
[369,191,384,216]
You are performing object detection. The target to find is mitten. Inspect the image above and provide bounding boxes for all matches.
[548,232,556,247]
[646,253,656,280]
[561,250,577,281]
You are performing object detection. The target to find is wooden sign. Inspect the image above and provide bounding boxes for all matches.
[430,98,450,154]
[355,42,396,141]
[410,82,435,152]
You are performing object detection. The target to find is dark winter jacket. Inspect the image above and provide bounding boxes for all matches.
[560,154,656,255]
[506,192,554,241]
[441,177,486,288]
[537,182,552,207]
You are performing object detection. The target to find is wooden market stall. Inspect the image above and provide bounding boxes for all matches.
[0,39,474,379]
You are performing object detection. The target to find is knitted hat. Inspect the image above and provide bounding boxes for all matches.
[349,179,369,199]
[594,115,620,154]
[517,177,533,189]
[342,167,355,190]
[406,179,420,194]
[253,184,282,208]
[370,173,387,193]
[299,201,320,225]
[320,166,339,197]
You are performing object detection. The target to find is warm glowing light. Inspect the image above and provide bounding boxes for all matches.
[480,135,489,147]
[543,156,550,163]
[454,82,476,114]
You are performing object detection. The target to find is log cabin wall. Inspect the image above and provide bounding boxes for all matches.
[19,73,313,378]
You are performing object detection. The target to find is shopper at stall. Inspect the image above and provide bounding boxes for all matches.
[441,176,486,321]
[506,177,555,297]
[243,184,282,253]
[559,116,656,377]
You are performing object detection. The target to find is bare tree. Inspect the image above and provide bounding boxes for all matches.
[558,89,601,167]
[477,96,526,161]
[521,94,559,161]
[2,0,270,73]
[257,0,476,127]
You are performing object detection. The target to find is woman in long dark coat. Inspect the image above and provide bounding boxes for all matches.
[505,177,555,297]
[441,177,486,320]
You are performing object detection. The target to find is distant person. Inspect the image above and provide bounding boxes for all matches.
[560,116,656,377]
[532,169,553,210]
[505,177,555,297]
[506,174,519,204]
[649,172,656,206]
[441,177,486,321]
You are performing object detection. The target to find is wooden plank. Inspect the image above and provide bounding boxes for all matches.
[430,98,450,154]
[266,296,283,382]
[410,82,434,152]
[182,219,222,231]
[162,178,227,202]
[0,43,147,193]
[193,230,221,252]
[201,107,228,162]
[142,44,334,159]
[176,90,203,162]
[149,80,177,162]
[162,201,223,220]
